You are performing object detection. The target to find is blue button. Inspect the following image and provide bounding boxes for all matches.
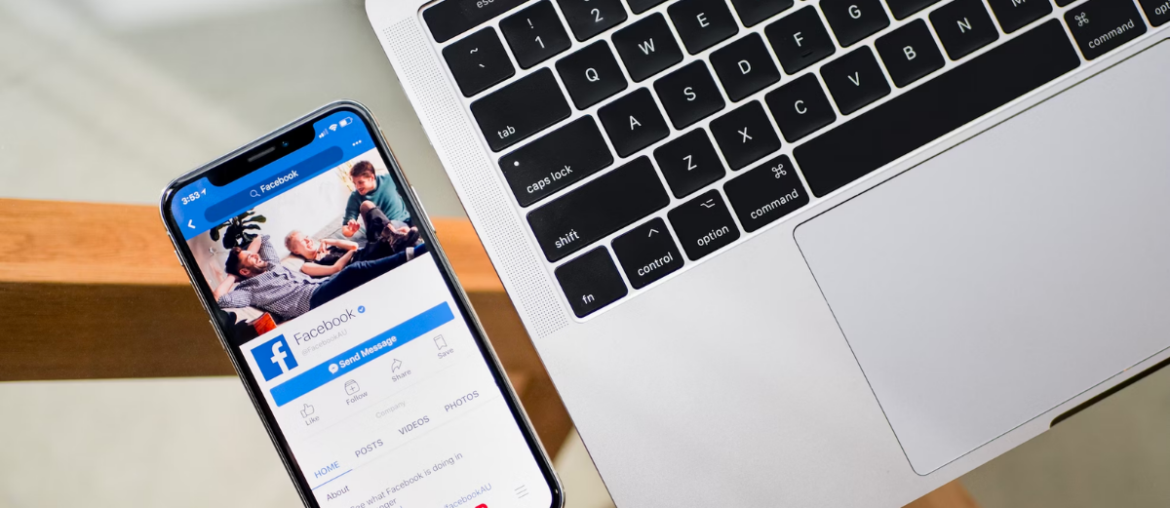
[270,302,455,406]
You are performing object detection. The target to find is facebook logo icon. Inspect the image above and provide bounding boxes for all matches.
[252,335,298,381]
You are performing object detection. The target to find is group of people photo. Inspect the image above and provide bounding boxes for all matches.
[187,154,426,341]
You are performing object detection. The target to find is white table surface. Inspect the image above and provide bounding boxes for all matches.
[1,1,1168,507]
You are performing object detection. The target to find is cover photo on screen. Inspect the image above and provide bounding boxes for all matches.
[187,149,425,344]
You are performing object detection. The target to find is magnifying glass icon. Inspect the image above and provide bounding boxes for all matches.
[249,190,261,198]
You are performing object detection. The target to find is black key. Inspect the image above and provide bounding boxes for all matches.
[820,47,891,115]
[559,0,628,41]
[930,0,1000,60]
[613,14,686,82]
[653,129,726,197]
[989,0,1052,32]
[598,88,671,156]
[765,7,838,74]
[612,218,685,288]
[667,190,741,260]
[668,0,741,54]
[886,0,943,18]
[443,28,516,97]
[627,0,670,13]
[710,33,782,101]
[557,41,629,109]
[471,68,572,152]
[528,157,670,261]
[500,1,573,69]
[821,0,891,47]
[424,0,528,43]
[499,117,614,206]
[1065,0,1148,60]
[654,61,727,128]
[765,74,837,142]
[724,155,808,231]
[1137,0,1170,26]
[794,20,1080,196]
[730,0,796,26]
[875,19,945,87]
[555,248,628,317]
[709,101,782,170]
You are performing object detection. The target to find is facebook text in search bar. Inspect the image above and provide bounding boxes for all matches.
[204,146,343,223]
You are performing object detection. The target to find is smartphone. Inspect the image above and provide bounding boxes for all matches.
[161,102,561,508]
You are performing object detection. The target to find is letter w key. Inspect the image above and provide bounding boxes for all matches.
[613,13,683,81]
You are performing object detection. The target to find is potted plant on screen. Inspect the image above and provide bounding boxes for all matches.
[209,210,267,249]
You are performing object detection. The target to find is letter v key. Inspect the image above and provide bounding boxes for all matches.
[848,72,861,86]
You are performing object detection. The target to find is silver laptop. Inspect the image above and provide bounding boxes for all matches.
[365,0,1169,504]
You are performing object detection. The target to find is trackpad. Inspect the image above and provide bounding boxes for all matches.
[794,41,1170,474]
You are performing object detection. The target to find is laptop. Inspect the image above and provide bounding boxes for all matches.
[364,0,1169,504]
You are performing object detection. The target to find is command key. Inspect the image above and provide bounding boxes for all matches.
[1064,0,1147,60]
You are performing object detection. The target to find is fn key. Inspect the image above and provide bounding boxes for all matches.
[556,248,629,317]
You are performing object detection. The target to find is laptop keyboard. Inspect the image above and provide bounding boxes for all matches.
[421,0,1157,318]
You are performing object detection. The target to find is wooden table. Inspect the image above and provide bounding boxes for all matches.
[0,197,977,508]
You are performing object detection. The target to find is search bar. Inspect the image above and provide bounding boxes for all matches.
[204,146,343,223]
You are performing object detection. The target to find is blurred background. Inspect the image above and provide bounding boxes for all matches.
[1,0,1168,506]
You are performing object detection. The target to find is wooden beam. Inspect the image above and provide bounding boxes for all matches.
[906,481,982,508]
[0,198,501,292]
[0,198,566,456]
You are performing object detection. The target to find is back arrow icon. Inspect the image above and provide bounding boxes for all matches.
[187,220,195,229]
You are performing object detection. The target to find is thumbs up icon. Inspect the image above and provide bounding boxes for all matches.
[300,403,315,418]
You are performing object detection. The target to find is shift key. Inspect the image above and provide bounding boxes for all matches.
[471,68,571,152]
[528,157,670,261]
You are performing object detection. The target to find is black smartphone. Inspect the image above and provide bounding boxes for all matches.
[161,101,561,508]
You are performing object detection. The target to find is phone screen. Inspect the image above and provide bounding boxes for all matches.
[167,109,556,507]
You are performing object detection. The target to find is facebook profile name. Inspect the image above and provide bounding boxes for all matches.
[292,308,359,345]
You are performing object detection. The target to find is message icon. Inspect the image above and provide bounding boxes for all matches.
[328,363,339,374]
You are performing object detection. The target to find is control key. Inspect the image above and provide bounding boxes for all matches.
[612,218,684,288]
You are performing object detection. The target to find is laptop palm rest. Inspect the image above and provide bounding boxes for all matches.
[794,40,1170,475]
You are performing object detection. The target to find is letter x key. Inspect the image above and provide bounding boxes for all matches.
[710,101,781,170]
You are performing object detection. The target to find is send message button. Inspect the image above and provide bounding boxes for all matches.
[269,302,455,406]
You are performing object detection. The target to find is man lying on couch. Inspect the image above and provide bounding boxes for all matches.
[212,233,426,321]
